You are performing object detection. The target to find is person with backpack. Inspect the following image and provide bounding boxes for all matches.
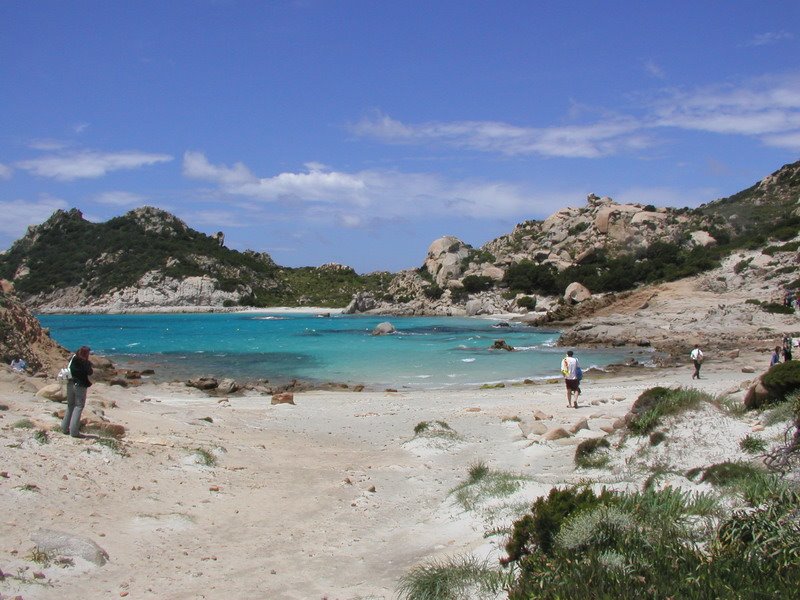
[561,350,581,408]
[61,346,93,438]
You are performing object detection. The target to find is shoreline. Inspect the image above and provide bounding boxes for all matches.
[34,305,348,316]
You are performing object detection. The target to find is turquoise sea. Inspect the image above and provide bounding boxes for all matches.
[37,312,650,390]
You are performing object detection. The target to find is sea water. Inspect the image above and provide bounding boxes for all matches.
[37,312,649,390]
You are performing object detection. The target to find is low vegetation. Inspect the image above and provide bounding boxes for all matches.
[193,447,217,467]
[397,554,510,600]
[574,437,611,468]
[450,461,530,511]
[762,361,800,402]
[740,434,767,454]
[413,420,459,439]
[500,484,799,599]
[626,387,710,435]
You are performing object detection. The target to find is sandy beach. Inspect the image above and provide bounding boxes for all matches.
[0,347,768,600]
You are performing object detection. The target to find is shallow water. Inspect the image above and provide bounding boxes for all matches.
[38,312,650,389]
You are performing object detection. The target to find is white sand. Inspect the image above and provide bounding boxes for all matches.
[0,351,765,599]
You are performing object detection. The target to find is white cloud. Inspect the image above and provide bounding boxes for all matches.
[745,31,794,47]
[0,163,12,180]
[184,151,368,204]
[353,73,800,156]
[0,196,70,245]
[17,150,173,180]
[182,152,565,223]
[652,75,800,138]
[761,130,800,150]
[351,111,649,158]
[28,139,71,151]
[93,191,146,207]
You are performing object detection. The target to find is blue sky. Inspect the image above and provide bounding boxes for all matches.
[2,1,799,272]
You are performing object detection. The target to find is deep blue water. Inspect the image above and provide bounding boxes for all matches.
[37,312,649,390]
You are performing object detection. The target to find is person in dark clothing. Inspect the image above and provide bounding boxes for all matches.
[61,346,93,437]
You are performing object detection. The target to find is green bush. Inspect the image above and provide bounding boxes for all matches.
[762,361,800,401]
[503,260,560,295]
[761,302,795,315]
[740,434,767,454]
[422,283,444,300]
[516,295,536,310]
[627,387,709,435]
[700,461,765,487]
[502,484,799,599]
[503,487,612,562]
[574,437,611,468]
[461,275,494,293]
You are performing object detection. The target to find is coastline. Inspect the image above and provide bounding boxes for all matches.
[34,305,347,316]
[0,347,766,599]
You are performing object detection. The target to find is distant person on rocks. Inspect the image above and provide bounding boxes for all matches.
[690,345,704,379]
[61,346,93,438]
[770,346,781,367]
[561,350,580,408]
[10,357,26,372]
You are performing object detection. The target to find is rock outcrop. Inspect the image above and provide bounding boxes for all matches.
[0,283,68,372]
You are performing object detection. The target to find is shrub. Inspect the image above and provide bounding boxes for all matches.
[516,295,536,310]
[450,462,529,511]
[502,484,800,599]
[740,434,767,454]
[503,260,560,295]
[568,222,590,236]
[700,461,765,487]
[461,275,494,293]
[193,447,217,467]
[762,361,800,401]
[627,387,709,435]
[397,555,510,600]
[12,418,34,429]
[503,487,612,561]
[574,437,611,468]
[761,302,795,315]
[414,420,452,435]
[33,429,49,444]
[734,258,752,274]
[422,283,444,300]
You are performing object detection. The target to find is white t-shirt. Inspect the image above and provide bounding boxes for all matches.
[690,348,703,362]
[562,355,579,380]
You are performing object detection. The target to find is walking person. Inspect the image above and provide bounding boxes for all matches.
[561,350,580,408]
[61,346,93,438]
[690,344,704,379]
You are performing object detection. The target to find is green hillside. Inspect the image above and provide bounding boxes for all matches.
[0,207,390,307]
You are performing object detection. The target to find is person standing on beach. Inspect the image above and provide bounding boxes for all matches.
[690,345,704,379]
[61,346,93,438]
[561,350,580,408]
[771,346,781,367]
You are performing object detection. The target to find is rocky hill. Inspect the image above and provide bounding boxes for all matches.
[0,281,67,371]
[347,160,800,318]
[2,161,798,317]
[0,207,392,312]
